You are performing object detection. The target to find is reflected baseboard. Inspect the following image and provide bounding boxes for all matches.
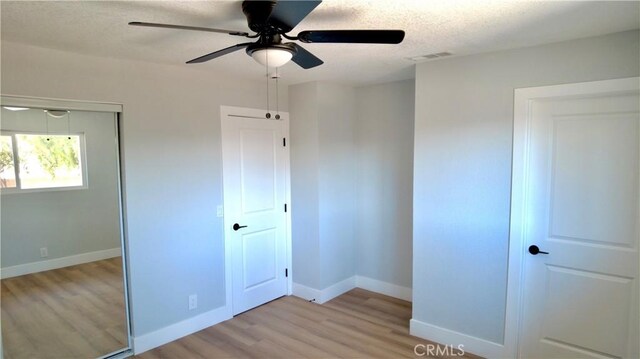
[1,247,122,279]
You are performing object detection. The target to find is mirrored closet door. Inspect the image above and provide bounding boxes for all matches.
[0,98,130,358]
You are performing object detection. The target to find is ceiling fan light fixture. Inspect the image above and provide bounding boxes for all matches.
[250,47,295,67]
[44,109,70,118]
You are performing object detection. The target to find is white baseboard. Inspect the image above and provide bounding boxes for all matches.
[319,276,356,303]
[355,275,412,302]
[293,276,412,304]
[410,318,505,358]
[1,247,122,279]
[133,305,232,355]
[292,276,356,304]
[292,282,322,302]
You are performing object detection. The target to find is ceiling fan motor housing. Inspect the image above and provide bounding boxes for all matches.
[242,0,282,34]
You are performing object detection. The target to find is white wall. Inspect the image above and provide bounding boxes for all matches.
[317,83,357,288]
[412,30,640,349]
[355,80,414,288]
[1,41,288,338]
[289,82,321,289]
[289,82,357,292]
[290,79,415,298]
[1,109,120,269]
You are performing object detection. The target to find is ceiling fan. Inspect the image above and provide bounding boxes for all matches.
[129,0,405,69]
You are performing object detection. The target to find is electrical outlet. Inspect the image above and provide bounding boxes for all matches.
[40,247,48,258]
[188,294,197,310]
[216,205,224,218]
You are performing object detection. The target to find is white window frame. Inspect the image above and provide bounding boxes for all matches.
[0,130,88,194]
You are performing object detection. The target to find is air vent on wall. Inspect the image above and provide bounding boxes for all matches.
[407,52,453,62]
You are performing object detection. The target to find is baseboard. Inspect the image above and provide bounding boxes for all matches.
[355,275,412,302]
[319,276,356,303]
[292,282,322,302]
[293,276,356,304]
[1,247,122,279]
[132,305,232,355]
[410,318,505,358]
[293,276,412,304]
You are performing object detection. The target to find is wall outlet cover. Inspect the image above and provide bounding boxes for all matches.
[188,294,197,310]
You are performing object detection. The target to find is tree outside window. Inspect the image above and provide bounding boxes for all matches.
[0,135,16,188]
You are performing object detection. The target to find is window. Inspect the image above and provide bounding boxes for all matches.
[0,132,86,192]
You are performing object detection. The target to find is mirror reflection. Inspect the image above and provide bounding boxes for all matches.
[1,106,129,358]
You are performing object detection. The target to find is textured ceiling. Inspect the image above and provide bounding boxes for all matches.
[1,1,639,86]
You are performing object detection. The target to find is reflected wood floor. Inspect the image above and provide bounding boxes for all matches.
[138,288,479,359]
[1,257,128,358]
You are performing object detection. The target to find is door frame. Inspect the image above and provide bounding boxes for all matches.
[504,77,640,358]
[220,105,293,317]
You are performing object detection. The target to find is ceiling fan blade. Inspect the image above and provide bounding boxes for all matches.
[297,30,405,44]
[268,0,322,32]
[129,22,249,37]
[290,43,324,69]
[186,43,254,64]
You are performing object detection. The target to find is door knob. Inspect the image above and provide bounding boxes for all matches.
[528,245,549,255]
[233,223,247,231]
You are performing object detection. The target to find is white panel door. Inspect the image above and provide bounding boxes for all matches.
[520,85,639,358]
[221,107,289,315]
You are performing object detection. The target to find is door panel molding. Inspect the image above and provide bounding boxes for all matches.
[505,77,640,358]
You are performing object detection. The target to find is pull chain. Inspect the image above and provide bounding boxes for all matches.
[44,110,50,141]
[67,111,72,139]
[275,67,279,117]
[265,51,271,119]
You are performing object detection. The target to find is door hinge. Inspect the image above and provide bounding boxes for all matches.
[283,137,286,147]
[284,203,287,212]
[285,268,288,277]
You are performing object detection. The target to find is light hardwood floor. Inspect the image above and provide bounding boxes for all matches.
[138,288,479,359]
[1,257,129,359]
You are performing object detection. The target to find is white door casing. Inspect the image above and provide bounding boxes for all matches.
[221,106,291,316]
[507,78,640,358]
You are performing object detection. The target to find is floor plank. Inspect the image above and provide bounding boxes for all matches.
[138,288,481,359]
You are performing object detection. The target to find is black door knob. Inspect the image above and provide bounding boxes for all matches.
[233,223,247,231]
[528,245,549,255]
